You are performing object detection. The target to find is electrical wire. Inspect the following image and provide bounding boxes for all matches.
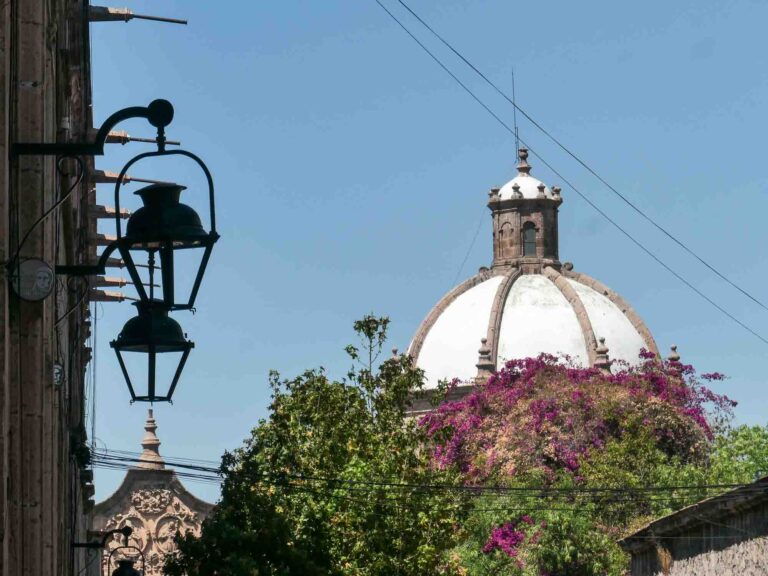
[4,156,85,271]
[390,0,768,313]
[54,277,89,327]
[90,456,768,531]
[90,451,765,497]
[452,207,486,286]
[371,0,768,346]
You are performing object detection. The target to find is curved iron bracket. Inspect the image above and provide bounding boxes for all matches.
[13,99,174,157]
[72,525,133,549]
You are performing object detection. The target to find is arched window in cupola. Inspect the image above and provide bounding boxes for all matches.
[498,222,512,258]
[522,222,536,257]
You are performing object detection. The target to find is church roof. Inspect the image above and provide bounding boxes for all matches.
[497,149,554,200]
[410,267,657,388]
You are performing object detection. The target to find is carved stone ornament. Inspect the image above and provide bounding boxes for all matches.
[132,488,173,514]
[102,488,203,576]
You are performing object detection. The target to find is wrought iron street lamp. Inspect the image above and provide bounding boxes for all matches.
[111,302,194,403]
[47,103,220,312]
[113,149,218,311]
[12,99,217,402]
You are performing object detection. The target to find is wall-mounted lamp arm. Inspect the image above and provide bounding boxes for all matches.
[56,241,121,276]
[13,99,174,157]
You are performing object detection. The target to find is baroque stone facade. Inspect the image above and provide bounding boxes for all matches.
[92,411,214,575]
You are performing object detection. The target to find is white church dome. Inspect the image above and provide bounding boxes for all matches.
[409,149,657,390]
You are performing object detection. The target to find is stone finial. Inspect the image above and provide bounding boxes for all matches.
[137,409,165,470]
[537,183,546,199]
[552,186,561,199]
[594,337,611,375]
[667,345,680,363]
[511,183,523,199]
[391,347,399,358]
[517,148,531,175]
[475,337,495,384]
[489,187,500,200]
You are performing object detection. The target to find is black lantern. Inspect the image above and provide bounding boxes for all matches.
[114,149,219,311]
[110,302,194,402]
[112,560,141,576]
[14,100,216,404]
[30,100,219,312]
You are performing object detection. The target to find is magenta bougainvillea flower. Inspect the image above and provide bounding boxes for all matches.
[420,352,734,484]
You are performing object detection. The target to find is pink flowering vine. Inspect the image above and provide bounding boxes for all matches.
[420,352,734,483]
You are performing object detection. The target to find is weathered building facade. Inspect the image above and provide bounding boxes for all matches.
[620,476,768,576]
[92,411,214,576]
[0,1,96,574]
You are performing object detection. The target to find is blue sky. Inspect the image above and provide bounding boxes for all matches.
[91,0,768,503]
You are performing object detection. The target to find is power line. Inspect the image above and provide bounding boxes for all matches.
[452,207,486,286]
[371,0,768,346]
[91,451,763,497]
[390,0,768,314]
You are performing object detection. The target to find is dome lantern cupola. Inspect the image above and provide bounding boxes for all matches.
[489,148,562,272]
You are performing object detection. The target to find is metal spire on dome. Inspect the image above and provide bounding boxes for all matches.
[137,409,165,470]
[516,148,531,175]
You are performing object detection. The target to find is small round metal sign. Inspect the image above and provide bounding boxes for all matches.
[10,258,54,302]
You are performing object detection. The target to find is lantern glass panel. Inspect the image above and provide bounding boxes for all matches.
[119,182,217,310]
[113,346,191,402]
[110,304,194,402]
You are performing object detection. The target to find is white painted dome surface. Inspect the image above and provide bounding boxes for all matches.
[497,275,588,366]
[413,272,653,389]
[417,276,504,389]
[566,279,647,366]
[498,174,552,200]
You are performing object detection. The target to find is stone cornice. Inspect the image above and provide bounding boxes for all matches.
[488,196,563,211]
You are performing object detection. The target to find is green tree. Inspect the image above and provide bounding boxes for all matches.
[165,316,464,576]
[423,354,736,575]
[707,424,768,484]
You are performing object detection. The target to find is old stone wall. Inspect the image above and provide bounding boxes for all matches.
[631,537,768,576]
[626,499,768,576]
[0,1,94,574]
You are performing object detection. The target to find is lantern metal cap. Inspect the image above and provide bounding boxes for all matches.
[111,301,192,353]
[125,182,208,246]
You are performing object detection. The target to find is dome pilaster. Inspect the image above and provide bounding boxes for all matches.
[543,265,598,366]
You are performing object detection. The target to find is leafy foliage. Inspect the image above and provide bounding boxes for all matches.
[165,316,765,576]
[165,316,465,576]
[422,353,736,575]
[708,424,768,484]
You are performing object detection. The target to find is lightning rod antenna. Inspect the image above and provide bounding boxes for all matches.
[512,67,520,161]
